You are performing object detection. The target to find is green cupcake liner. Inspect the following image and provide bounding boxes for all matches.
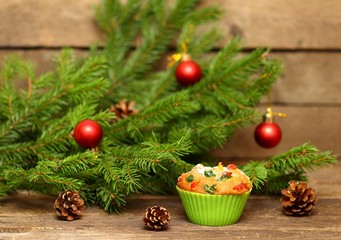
[176,186,251,226]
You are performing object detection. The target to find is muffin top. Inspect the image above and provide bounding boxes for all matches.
[177,163,252,195]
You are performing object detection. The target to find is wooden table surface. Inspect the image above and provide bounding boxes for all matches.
[1,162,341,240]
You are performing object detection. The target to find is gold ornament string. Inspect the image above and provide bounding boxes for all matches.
[260,52,287,120]
[167,24,194,68]
[265,87,287,121]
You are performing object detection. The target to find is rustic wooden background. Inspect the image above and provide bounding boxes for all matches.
[1,0,340,162]
[1,1,341,239]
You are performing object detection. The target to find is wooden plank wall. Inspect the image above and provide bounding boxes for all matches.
[0,0,340,161]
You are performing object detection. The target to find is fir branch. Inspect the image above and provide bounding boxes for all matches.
[190,47,268,95]
[96,0,142,84]
[102,0,219,101]
[188,27,223,57]
[187,46,275,118]
[0,102,109,165]
[3,166,84,193]
[33,103,107,156]
[184,4,223,25]
[186,116,236,152]
[265,143,336,174]
[95,155,144,196]
[0,142,37,166]
[244,58,283,104]
[142,70,178,107]
[0,55,35,86]
[223,110,257,128]
[139,159,192,195]
[108,133,193,174]
[95,0,124,33]
[183,109,256,152]
[0,50,108,147]
[96,186,126,213]
[110,91,200,141]
[139,91,199,123]
[208,38,241,74]
[240,161,267,190]
[0,183,9,198]
[56,152,99,176]
[96,158,127,192]
[106,0,176,90]
[0,89,33,143]
[168,0,200,27]
[209,83,252,114]
[120,163,144,195]
[242,143,337,194]
[264,171,308,194]
[27,173,84,192]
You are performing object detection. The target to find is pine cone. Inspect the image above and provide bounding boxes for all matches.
[143,206,170,230]
[280,180,317,216]
[109,100,138,122]
[54,190,85,221]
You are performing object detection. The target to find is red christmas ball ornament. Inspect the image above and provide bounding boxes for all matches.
[175,54,202,86]
[74,119,103,149]
[254,108,285,148]
[254,121,282,148]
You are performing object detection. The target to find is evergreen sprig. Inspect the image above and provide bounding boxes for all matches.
[241,143,337,193]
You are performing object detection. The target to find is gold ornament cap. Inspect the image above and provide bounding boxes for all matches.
[263,107,287,123]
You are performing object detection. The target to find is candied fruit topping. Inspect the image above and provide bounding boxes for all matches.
[204,184,217,194]
[227,164,237,170]
[217,171,232,181]
[217,162,224,171]
[204,169,216,178]
[233,182,250,192]
[186,174,194,182]
[190,181,200,190]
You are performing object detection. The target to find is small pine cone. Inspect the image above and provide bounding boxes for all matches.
[280,180,317,216]
[54,190,85,221]
[143,206,170,231]
[109,100,138,122]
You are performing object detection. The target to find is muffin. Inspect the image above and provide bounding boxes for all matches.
[176,163,252,226]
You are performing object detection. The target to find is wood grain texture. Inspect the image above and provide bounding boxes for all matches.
[0,2,340,238]
[0,0,102,47]
[208,0,341,49]
[1,0,340,49]
[271,52,341,104]
[0,170,340,240]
